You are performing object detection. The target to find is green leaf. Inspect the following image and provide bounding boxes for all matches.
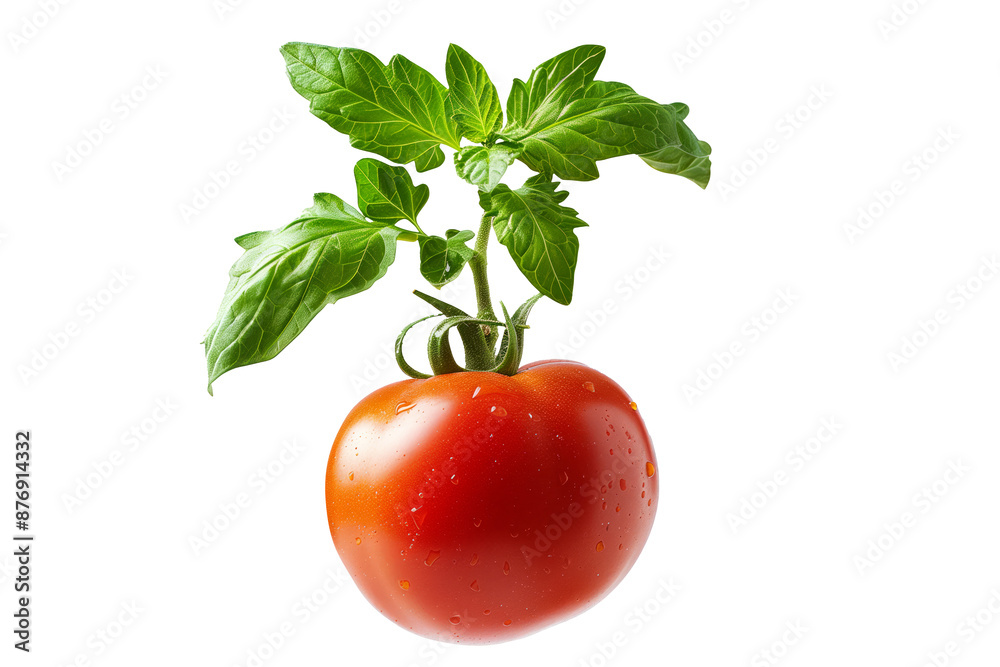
[502,45,712,184]
[505,79,682,181]
[418,229,475,289]
[454,144,521,193]
[445,44,503,142]
[668,101,691,120]
[204,193,406,393]
[639,104,712,188]
[484,175,587,305]
[641,137,713,189]
[354,158,429,225]
[506,45,606,132]
[281,43,461,172]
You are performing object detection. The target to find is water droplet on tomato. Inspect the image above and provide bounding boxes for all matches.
[491,406,507,417]
[503,561,510,575]
[509,527,519,538]
[470,553,479,565]
[616,505,621,512]
[411,507,427,530]
[609,448,614,455]
[618,543,624,550]
[472,386,481,398]
[503,619,512,627]
[648,499,652,506]
[396,402,415,415]
[596,541,605,552]
[620,479,627,491]
[425,550,440,566]
[629,401,638,411]
[355,537,361,545]
[583,381,595,392]
[602,501,607,510]
[483,609,491,615]
[559,471,569,485]
[469,580,480,592]
[450,615,462,625]
[473,518,482,528]
[646,462,656,477]
[399,580,410,590]
[450,474,459,485]
[531,413,541,422]
[348,472,354,481]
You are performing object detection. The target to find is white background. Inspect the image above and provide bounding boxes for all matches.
[2,0,999,665]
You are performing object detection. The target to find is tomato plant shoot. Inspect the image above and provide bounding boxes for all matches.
[204,42,711,643]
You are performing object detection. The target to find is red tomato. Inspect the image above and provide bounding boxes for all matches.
[326,359,658,644]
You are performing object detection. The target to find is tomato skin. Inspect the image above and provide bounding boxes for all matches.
[326,360,658,644]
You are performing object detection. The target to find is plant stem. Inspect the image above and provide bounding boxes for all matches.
[470,213,498,347]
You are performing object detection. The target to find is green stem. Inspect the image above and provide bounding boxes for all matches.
[470,213,498,348]
[408,219,426,236]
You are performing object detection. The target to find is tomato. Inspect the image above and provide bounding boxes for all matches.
[326,359,658,644]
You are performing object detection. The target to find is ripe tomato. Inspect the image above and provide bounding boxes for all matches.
[326,359,658,644]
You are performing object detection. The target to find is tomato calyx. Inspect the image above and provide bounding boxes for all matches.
[395,291,542,378]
